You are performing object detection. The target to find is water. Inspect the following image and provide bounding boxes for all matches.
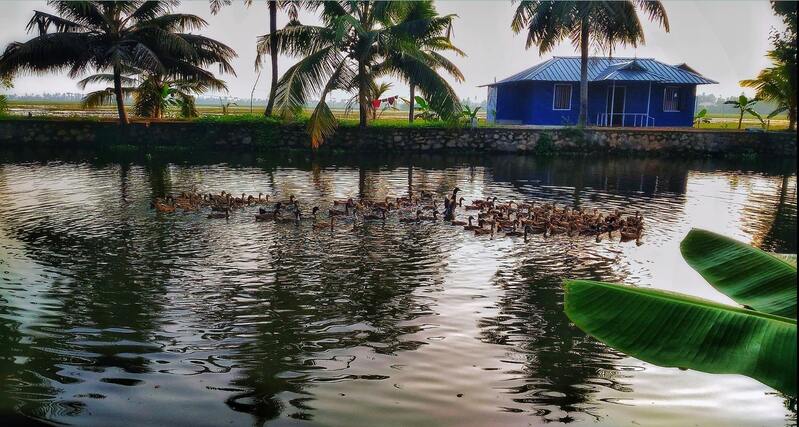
[0,149,795,426]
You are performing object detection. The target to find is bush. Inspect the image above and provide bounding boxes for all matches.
[533,132,556,156]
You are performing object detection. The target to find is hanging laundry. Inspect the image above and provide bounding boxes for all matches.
[371,99,381,109]
[386,96,398,106]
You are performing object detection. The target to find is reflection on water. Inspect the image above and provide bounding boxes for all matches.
[0,150,795,426]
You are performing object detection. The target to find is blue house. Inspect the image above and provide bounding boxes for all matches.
[484,56,717,127]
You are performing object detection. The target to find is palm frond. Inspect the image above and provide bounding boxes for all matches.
[255,25,334,69]
[635,0,669,31]
[135,13,208,33]
[81,87,134,108]
[130,1,180,23]
[209,0,231,15]
[272,46,343,118]
[26,10,86,35]
[0,33,93,77]
[77,73,137,89]
[46,1,107,29]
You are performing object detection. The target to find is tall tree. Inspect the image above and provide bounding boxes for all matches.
[396,5,464,123]
[0,1,236,125]
[213,0,315,117]
[259,1,462,148]
[80,70,226,119]
[511,1,669,127]
[740,51,796,130]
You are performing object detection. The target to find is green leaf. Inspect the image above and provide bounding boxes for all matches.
[772,253,797,267]
[564,280,797,396]
[680,229,797,318]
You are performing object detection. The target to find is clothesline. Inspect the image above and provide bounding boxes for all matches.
[371,95,399,109]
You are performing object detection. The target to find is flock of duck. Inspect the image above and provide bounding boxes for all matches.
[151,187,645,244]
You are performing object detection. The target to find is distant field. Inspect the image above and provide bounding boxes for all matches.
[4,100,788,130]
[5,100,457,121]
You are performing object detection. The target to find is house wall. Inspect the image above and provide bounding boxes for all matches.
[495,81,698,127]
[495,82,532,123]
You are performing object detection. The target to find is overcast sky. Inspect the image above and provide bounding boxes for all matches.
[0,1,785,101]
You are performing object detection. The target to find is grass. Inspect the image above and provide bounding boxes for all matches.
[2,100,792,132]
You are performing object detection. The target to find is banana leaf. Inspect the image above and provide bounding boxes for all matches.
[564,280,797,396]
[680,229,797,318]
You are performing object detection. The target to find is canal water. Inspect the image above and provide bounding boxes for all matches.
[0,150,795,426]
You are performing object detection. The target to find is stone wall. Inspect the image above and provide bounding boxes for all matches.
[0,119,795,156]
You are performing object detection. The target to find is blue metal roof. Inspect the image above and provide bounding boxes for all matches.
[487,56,717,85]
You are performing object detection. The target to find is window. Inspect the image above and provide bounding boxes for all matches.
[663,87,680,112]
[553,84,572,110]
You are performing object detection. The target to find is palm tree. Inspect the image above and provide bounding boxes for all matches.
[344,80,393,120]
[0,1,236,125]
[400,8,464,123]
[511,1,669,127]
[80,70,225,118]
[259,1,463,148]
[0,74,11,116]
[725,95,763,130]
[740,52,796,131]
[213,0,317,117]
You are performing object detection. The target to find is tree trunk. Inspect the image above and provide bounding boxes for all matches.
[358,60,368,128]
[789,106,796,131]
[113,64,128,125]
[264,0,278,117]
[578,16,589,127]
[738,110,743,130]
[408,84,415,122]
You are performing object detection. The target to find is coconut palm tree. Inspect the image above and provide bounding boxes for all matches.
[213,0,318,117]
[80,70,225,118]
[511,1,669,127]
[258,0,462,148]
[0,74,11,116]
[399,7,464,123]
[0,1,236,124]
[740,52,796,131]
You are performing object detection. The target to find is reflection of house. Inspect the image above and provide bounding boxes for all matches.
[483,56,717,127]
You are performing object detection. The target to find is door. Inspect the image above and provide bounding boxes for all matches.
[605,86,626,126]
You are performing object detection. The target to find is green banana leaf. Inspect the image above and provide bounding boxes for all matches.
[564,280,797,396]
[680,229,797,318]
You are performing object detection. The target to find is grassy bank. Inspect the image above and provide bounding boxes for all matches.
[1,100,791,131]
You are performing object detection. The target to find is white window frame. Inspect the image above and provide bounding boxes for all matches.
[663,86,680,112]
[552,83,572,111]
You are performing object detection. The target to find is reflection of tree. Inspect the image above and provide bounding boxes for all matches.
[215,219,447,424]
[0,163,172,422]
[744,174,797,253]
[478,243,630,423]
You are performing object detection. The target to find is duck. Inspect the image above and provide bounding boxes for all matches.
[463,216,480,231]
[620,223,643,243]
[504,224,525,238]
[314,216,335,231]
[207,207,230,219]
[417,209,439,221]
[362,207,387,221]
[473,220,493,236]
[276,209,301,224]
[450,215,467,226]
[278,194,296,206]
[255,202,282,221]
[329,199,353,217]
[399,209,421,223]
[151,198,176,213]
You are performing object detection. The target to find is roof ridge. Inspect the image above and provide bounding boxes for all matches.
[552,55,656,60]
[528,57,560,79]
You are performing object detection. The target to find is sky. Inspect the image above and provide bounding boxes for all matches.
[0,1,785,102]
